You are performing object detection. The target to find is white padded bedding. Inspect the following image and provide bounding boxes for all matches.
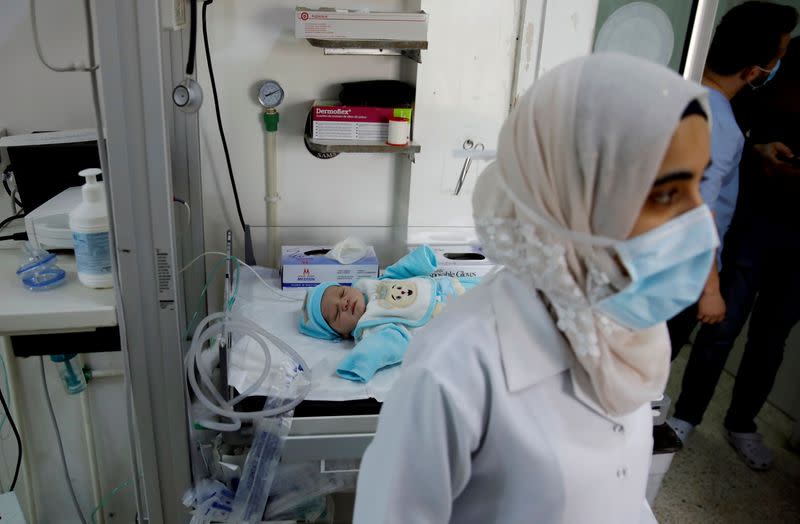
[227,267,399,402]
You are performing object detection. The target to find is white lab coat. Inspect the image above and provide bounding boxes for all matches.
[353,271,658,523]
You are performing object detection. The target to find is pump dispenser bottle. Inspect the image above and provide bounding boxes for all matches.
[69,168,113,288]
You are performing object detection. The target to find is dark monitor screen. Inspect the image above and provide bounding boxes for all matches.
[6,140,101,212]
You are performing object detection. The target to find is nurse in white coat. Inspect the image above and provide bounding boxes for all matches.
[353,54,717,523]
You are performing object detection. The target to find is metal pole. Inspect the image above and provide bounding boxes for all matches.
[80,390,104,524]
[683,0,720,82]
[93,0,197,521]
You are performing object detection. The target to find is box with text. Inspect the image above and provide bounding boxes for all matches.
[295,8,428,41]
[410,245,495,279]
[311,102,409,141]
[281,245,379,289]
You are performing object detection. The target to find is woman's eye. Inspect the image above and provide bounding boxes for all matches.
[651,189,678,205]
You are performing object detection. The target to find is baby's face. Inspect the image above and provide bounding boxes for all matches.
[321,285,366,337]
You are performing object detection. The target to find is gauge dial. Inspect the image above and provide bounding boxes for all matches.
[258,80,284,108]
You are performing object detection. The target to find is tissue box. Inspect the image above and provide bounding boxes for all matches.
[412,245,495,279]
[295,8,428,41]
[281,246,379,289]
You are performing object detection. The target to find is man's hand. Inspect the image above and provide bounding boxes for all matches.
[753,142,800,176]
[698,259,725,324]
[698,290,726,324]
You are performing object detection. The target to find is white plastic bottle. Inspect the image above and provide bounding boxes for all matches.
[69,168,113,288]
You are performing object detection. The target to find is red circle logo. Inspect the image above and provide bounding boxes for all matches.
[300,12,309,21]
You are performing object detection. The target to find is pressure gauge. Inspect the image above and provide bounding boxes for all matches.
[257,80,284,108]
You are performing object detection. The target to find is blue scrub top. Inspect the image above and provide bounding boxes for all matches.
[700,87,745,267]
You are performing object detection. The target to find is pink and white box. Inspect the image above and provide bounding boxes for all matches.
[312,101,404,141]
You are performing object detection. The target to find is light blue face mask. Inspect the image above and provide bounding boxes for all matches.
[594,205,719,330]
[750,59,781,89]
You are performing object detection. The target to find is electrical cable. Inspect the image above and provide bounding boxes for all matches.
[0,211,25,231]
[0,353,11,436]
[0,232,28,242]
[186,0,198,76]
[201,0,248,234]
[29,0,97,73]
[0,354,14,442]
[39,358,88,524]
[11,191,19,216]
[2,178,23,209]
[0,365,22,492]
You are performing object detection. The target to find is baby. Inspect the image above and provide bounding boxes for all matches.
[298,245,479,382]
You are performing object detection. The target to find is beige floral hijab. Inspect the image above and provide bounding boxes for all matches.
[474,54,709,416]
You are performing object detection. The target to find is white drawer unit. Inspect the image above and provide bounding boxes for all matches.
[283,415,378,463]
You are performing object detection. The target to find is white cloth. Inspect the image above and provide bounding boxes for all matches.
[353,272,657,523]
[227,268,400,401]
[473,53,709,416]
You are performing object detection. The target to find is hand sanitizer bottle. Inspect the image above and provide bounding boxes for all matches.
[69,168,113,288]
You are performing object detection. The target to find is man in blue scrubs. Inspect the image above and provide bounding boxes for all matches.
[667,2,797,470]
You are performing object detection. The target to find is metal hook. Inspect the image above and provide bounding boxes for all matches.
[454,140,485,195]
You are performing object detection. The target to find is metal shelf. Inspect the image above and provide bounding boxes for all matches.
[305,136,420,160]
[306,38,428,63]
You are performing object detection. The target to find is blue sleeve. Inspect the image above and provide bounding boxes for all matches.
[700,119,740,210]
[336,325,410,382]
[458,277,481,290]
[381,245,437,280]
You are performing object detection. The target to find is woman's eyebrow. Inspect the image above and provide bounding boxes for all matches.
[653,171,694,186]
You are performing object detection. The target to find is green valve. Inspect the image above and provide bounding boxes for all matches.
[263,111,280,132]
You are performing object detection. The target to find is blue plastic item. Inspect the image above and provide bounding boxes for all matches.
[50,354,87,394]
[16,243,66,291]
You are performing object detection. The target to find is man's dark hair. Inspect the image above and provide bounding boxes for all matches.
[706,1,798,75]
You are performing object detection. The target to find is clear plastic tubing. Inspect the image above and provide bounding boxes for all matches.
[186,312,311,431]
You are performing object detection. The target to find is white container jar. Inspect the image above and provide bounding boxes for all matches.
[69,168,113,288]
